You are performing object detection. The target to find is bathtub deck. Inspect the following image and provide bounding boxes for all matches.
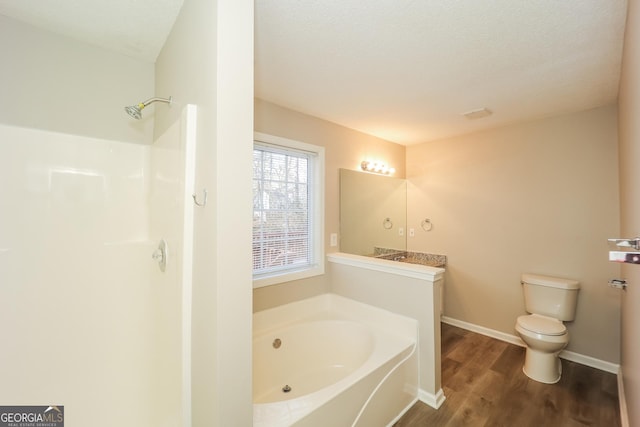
[394,323,621,427]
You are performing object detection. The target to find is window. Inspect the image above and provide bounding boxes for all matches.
[252,133,324,287]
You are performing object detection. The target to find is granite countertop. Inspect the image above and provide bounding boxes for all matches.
[373,248,447,268]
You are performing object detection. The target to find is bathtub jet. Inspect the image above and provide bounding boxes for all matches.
[124,96,172,119]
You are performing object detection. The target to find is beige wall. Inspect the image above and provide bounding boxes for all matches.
[618,0,640,424]
[253,99,406,311]
[407,105,621,363]
[0,15,154,144]
[155,0,254,425]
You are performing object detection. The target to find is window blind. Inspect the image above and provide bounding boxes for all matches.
[252,143,314,277]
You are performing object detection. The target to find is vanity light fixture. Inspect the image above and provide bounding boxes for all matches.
[361,160,395,175]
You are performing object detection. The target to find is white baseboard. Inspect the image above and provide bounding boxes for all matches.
[418,388,446,409]
[559,349,619,374]
[618,367,630,427]
[441,316,619,374]
[442,316,525,347]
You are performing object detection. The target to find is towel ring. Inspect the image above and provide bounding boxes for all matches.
[421,218,433,231]
[383,217,393,229]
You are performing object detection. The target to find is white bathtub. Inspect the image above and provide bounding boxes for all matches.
[253,293,419,427]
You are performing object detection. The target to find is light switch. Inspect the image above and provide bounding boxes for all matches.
[399,227,404,236]
[330,233,338,247]
[409,228,415,237]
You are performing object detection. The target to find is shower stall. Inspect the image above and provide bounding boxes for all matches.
[0,105,197,426]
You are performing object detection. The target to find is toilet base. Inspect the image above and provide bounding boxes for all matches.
[522,347,562,384]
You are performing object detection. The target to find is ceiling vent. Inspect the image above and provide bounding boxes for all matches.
[462,108,493,120]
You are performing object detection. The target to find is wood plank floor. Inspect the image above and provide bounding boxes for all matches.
[394,323,620,427]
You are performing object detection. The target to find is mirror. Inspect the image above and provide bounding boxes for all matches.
[339,169,406,256]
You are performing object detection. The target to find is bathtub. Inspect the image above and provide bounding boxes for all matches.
[253,293,419,427]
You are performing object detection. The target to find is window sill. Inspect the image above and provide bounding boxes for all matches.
[253,264,325,288]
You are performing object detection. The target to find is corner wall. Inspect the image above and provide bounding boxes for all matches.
[407,105,621,364]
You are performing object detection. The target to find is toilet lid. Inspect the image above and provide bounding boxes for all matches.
[517,314,566,336]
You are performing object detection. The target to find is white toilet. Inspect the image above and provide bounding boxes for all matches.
[515,273,580,384]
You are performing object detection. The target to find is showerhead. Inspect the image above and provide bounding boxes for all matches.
[124,96,172,119]
[125,103,144,120]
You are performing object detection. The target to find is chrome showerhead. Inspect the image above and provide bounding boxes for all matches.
[124,96,172,119]
[125,103,144,119]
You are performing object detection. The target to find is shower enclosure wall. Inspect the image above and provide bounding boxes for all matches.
[0,106,196,426]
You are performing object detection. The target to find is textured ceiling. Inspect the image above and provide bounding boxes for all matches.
[0,1,627,145]
[0,0,184,62]
[255,0,628,145]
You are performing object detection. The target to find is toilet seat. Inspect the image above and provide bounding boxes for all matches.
[517,314,566,336]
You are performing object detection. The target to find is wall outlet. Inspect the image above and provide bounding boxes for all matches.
[330,233,338,247]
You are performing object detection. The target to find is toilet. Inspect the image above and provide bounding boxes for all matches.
[515,273,580,384]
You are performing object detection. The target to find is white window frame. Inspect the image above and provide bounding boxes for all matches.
[252,132,325,288]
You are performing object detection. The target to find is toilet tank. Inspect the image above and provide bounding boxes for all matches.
[521,273,580,321]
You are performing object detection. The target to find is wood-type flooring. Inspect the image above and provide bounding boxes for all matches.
[394,323,621,427]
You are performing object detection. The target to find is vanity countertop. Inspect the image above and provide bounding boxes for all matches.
[373,249,447,268]
[328,252,445,281]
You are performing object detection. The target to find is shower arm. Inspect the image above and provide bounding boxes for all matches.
[140,96,172,108]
